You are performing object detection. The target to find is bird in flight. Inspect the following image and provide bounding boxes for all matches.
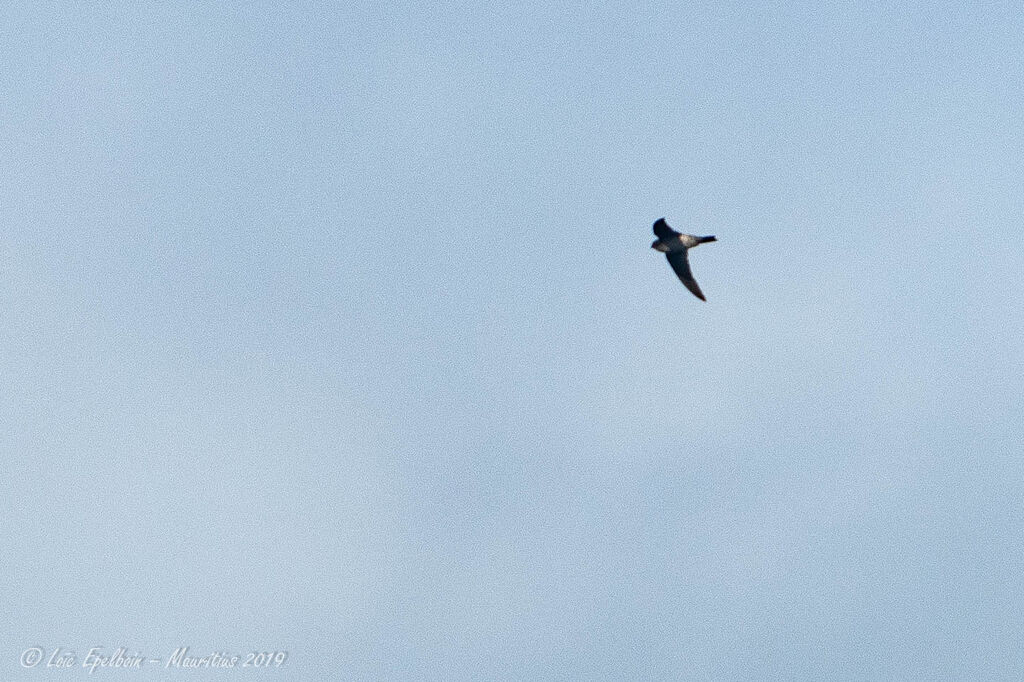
[651,217,717,301]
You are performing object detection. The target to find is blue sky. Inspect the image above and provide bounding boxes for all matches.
[3,2,1024,679]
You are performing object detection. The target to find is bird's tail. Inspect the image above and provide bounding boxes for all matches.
[699,236,717,243]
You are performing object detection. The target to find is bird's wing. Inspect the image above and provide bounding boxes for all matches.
[666,251,706,301]
[653,218,678,240]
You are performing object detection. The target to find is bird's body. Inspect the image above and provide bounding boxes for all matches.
[650,218,716,301]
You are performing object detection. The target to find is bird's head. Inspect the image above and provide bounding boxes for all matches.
[651,240,670,253]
